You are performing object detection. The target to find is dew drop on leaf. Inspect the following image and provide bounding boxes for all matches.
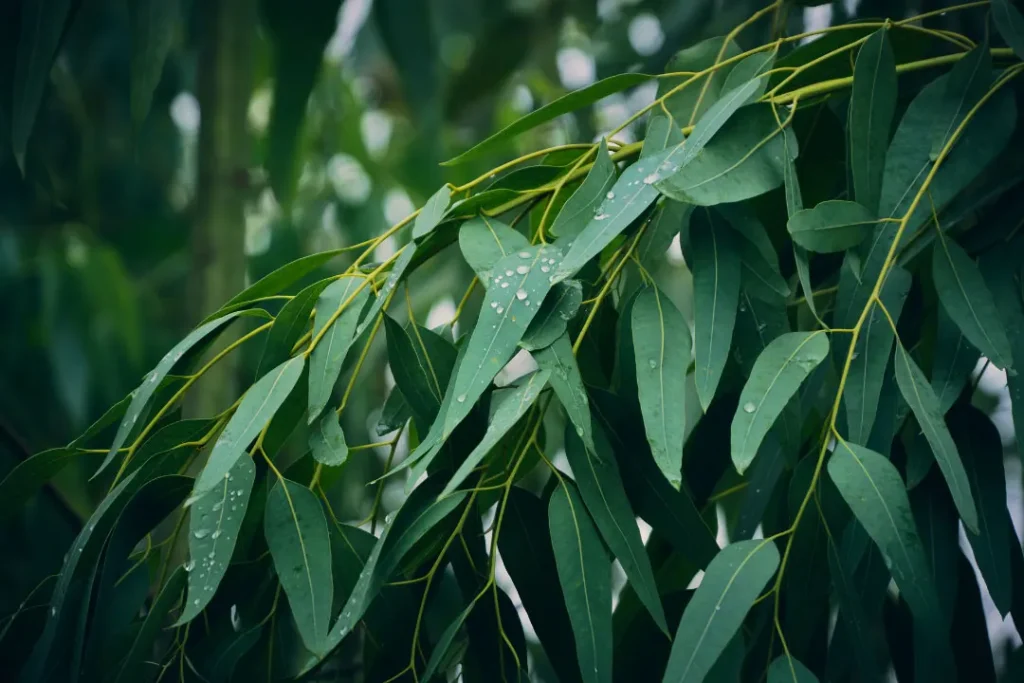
[516,265,529,275]
[518,251,531,258]
[184,559,195,572]
[516,289,528,300]
[457,394,466,403]
[194,529,209,539]
[743,401,757,413]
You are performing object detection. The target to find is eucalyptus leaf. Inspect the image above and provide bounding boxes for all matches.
[412,185,452,240]
[788,200,878,253]
[458,216,531,283]
[128,0,181,124]
[521,280,583,351]
[994,0,1024,60]
[309,412,349,466]
[849,29,897,214]
[308,276,372,422]
[767,655,819,683]
[931,304,980,415]
[550,139,617,239]
[533,334,597,457]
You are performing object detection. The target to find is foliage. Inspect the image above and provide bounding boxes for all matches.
[6,0,1024,681]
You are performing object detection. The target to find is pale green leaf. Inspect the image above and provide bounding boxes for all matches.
[308,276,372,422]
[458,217,530,282]
[661,539,779,683]
[691,208,740,411]
[564,426,667,634]
[931,304,979,415]
[767,655,819,683]
[788,200,878,253]
[443,74,651,165]
[549,483,612,683]
[849,29,896,214]
[534,334,596,456]
[843,266,911,444]
[550,139,617,239]
[641,115,685,158]
[521,280,583,351]
[632,286,690,487]
[355,245,417,337]
[731,332,829,473]
[994,0,1024,60]
[412,186,452,240]
[719,47,777,99]
[894,344,978,532]
[440,370,550,497]
[128,0,181,124]
[932,237,1014,370]
[193,356,305,497]
[265,478,333,654]
[309,413,349,466]
[177,455,255,624]
[827,441,945,631]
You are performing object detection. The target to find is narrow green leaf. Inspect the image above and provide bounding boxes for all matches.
[788,200,878,253]
[637,199,691,267]
[952,407,1012,616]
[308,276,371,422]
[534,334,596,457]
[412,186,452,240]
[550,139,617,239]
[443,74,651,165]
[128,0,180,124]
[732,435,786,540]
[549,483,612,683]
[382,316,450,428]
[994,0,1024,59]
[827,441,944,630]
[356,246,417,338]
[459,216,531,282]
[499,488,582,683]
[662,539,780,683]
[720,47,777,99]
[691,208,741,411]
[211,249,347,320]
[422,601,475,680]
[0,448,91,521]
[642,115,685,158]
[781,124,819,323]
[722,205,790,301]
[440,370,550,497]
[731,332,829,473]
[932,237,1014,370]
[265,477,333,654]
[632,285,690,487]
[377,386,411,435]
[309,412,349,466]
[193,356,304,497]
[657,37,743,125]
[843,266,911,444]
[96,311,244,478]
[521,280,583,351]
[909,472,960,622]
[849,29,897,214]
[177,455,255,624]
[257,278,330,375]
[931,40,991,158]
[111,567,186,683]
[657,104,797,206]
[893,344,978,532]
[767,655,819,683]
[931,305,979,415]
[11,0,74,169]
[564,426,667,634]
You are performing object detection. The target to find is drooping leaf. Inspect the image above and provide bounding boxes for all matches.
[827,441,944,632]
[534,334,597,458]
[931,39,992,158]
[843,266,911,444]
[128,0,181,125]
[932,236,1014,370]
[264,477,333,655]
[952,406,1012,616]
[111,567,186,683]
[211,249,347,320]
[356,246,418,337]
[382,315,450,428]
[440,370,550,497]
[550,139,617,239]
[637,199,690,268]
[655,36,743,126]
[909,471,961,623]
[444,75,651,165]
[642,114,685,158]
[549,483,612,683]
[177,455,255,624]
[661,539,780,683]
[767,655,819,683]
[521,280,583,351]
[787,200,878,253]
[994,0,1024,60]
[458,216,530,283]
[564,426,667,634]
[690,207,740,411]
[377,385,411,435]
[0,448,94,521]
[893,344,978,532]
[849,29,897,214]
[412,185,452,240]
[657,104,797,206]
[731,332,829,474]
[193,356,304,497]
[257,278,330,375]
[632,285,690,487]
[422,601,475,681]
[307,275,371,422]
[309,412,349,467]
[931,304,980,415]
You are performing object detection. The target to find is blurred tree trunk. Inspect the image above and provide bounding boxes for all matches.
[188,0,256,416]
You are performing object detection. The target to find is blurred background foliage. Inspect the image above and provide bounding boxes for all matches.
[1,0,1017,675]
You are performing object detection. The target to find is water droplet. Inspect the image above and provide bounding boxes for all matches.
[643,173,659,184]
[184,559,195,572]
[496,306,504,314]
[457,394,466,403]
[524,300,531,306]
[928,150,939,162]
[715,605,721,611]
[576,426,584,437]
[50,607,56,616]
[648,359,657,369]
[194,599,200,606]
[505,270,514,277]
[501,282,509,288]
[516,289,528,301]
[211,501,223,512]
[851,352,860,361]
[518,251,531,258]
[541,266,550,273]
[516,265,529,275]
[756,323,766,332]
[743,402,757,413]
[491,301,498,309]
[606,191,615,199]
[594,213,609,221]
[194,529,209,539]
[549,275,556,282]
[212,530,222,540]
[739,302,747,312]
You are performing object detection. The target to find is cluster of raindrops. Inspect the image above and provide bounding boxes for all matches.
[185,474,248,607]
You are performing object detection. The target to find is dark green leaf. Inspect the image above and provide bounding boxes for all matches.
[377,386,411,435]
[931,304,980,415]
[788,200,878,253]
[443,74,651,165]
[549,483,612,683]
[458,216,530,282]
[309,412,349,466]
[690,207,740,411]
[382,316,450,428]
[656,37,743,126]
[257,278,330,376]
[636,199,690,267]
[212,249,347,320]
[128,0,180,124]
[632,285,690,487]
[932,236,1014,370]
[767,655,819,683]
[534,333,597,457]
[521,280,583,351]
[994,0,1024,59]
[265,477,333,654]
[0,448,94,522]
[731,332,829,473]
[412,186,452,240]
[893,344,978,532]
[931,40,991,158]
[308,275,372,422]
[193,356,304,497]
[849,29,897,214]
[662,539,780,683]
[550,139,617,240]
[111,567,186,683]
